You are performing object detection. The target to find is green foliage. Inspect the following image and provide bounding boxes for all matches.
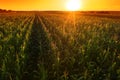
[0,12,120,80]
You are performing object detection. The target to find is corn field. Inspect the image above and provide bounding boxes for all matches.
[0,11,120,80]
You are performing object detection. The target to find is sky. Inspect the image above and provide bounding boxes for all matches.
[0,0,120,11]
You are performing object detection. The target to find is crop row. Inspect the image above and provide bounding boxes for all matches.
[0,13,35,80]
[39,13,120,80]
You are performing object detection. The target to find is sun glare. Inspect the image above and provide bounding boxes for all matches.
[66,0,82,11]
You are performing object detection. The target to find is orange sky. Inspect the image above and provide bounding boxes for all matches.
[0,0,120,11]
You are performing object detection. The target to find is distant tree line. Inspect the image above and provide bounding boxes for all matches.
[0,9,13,13]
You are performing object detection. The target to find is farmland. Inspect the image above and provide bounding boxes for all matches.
[0,11,120,80]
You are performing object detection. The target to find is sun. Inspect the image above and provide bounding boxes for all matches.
[66,0,82,11]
